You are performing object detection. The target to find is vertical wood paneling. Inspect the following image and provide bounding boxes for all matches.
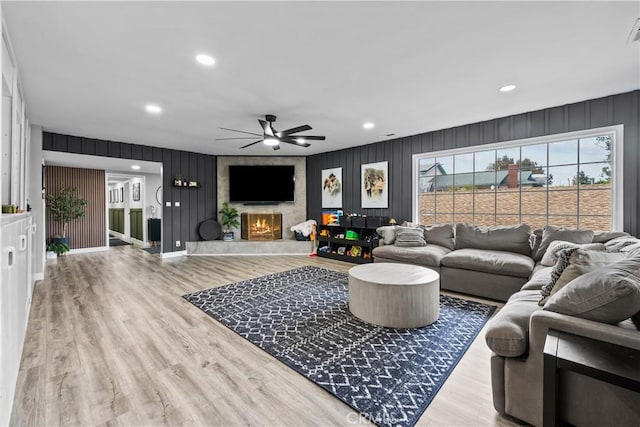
[307,90,640,234]
[45,166,105,249]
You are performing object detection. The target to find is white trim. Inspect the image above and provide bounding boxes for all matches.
[412,125,624,229]
[68,246,109,255]
[161,250,186,259]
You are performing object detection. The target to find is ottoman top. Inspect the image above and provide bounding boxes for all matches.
[349,263,439,286]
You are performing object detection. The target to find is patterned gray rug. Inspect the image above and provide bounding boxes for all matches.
[183,266,496,427]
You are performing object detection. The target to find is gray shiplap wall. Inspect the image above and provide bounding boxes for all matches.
[43,133,217,253]
[306,90,640,236]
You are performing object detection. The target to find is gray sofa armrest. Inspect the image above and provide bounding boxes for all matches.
[529,310,640,356]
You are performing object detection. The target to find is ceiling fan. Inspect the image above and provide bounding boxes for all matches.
[217,114,326,150]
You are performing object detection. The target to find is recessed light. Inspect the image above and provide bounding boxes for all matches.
[196,54,215,66]
[499,84,517,93]
[131,165,141,170]
[363,122,375,130]
[264,138,279,146]
[145,104,162,114]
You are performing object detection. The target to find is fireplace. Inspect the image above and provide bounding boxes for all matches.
[241,213,282,240]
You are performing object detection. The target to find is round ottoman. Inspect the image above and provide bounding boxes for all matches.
[348,263,440,328]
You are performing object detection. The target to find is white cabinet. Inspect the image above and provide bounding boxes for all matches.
[0,213,32,426]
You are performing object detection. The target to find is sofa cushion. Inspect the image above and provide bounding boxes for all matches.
[421,223,455,250]
[485,290,543,357]
[544,257,640,323]
[533,225,594,261]
[540,241,604,266]
[521,264,553,291]
[376,225,398,245]
[592,230,630,243]
[441,248,534,278]
[394,226,426,247]
[551,249,627,297]
[371,244,450,267]
[455,223,532,256]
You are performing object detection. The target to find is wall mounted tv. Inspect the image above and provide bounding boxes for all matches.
[229,165,295,204]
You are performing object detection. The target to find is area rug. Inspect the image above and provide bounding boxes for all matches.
[183,266,496,427]
[142,246,161,254]
[109,237,131,246]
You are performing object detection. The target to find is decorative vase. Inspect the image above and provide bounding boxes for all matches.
[223,231,234,242]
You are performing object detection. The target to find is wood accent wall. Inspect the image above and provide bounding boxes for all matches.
[45,166,106,249]
[306,90,640,236]
[42,133,217,253]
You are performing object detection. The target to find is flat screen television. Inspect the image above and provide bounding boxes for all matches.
[229,165,295,204]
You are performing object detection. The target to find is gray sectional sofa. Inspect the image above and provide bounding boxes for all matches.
[374,223,640,426]
[373,223,536,301]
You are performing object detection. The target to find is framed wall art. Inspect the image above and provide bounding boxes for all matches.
[361,161,388,208]
[321,167,342,208]
[133,183,140,201]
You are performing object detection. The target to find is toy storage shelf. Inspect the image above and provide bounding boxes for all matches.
[316,224,379,264]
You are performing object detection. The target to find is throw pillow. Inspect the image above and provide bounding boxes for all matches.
[531,228,543,258]
[421,223,455,250]
[376,225,398,246]
[539,247,579,305]
[540,241,605,267]
[549,249,625,299]
[394,226,427,247]
[605,235,640,252]
[533,225,594,261]
[543,257,640,324]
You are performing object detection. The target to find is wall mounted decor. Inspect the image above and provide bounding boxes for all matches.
[361,161,388,208]
[321,167,342,208]
[133,183,140,201]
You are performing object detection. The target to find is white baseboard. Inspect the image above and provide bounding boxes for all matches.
[188,253,314,257]
[161,250,186,259]
[69,246,109,254]
[33,273,44,281]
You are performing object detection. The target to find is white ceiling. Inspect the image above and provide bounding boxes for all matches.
[3,1,639,157]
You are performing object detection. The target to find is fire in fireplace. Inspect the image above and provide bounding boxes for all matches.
[241,213,282,240]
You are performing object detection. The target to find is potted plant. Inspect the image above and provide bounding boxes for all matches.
[219,202,239,241]
[45,186,87,248]
[46,241,70,257]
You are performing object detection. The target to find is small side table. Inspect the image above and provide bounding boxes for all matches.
[543,329,640,427]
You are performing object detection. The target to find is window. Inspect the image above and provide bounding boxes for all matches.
[413,126,623,230]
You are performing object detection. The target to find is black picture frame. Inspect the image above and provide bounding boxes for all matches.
[133,183,140,201]
[120,187,123,203]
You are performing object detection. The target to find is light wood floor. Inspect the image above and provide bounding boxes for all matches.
[11,246,523,426]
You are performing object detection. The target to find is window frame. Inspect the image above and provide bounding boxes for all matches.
[411,125,624,230]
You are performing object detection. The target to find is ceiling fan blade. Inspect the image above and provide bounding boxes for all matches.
[280,137,311,147]
[280,124,312,135]
[240,140,263,149]
[272,144,281,151]
[220,127,262,137]
[216,137,261,141]
[296,135,325,141]
[258,119,275,137]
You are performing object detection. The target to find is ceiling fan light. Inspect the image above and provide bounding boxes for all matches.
[264,138,279,146]
[296,138,305,144]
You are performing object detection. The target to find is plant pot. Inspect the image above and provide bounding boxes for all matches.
[223,232,234,241]
[52,236,70,247]
[46,251,57,260]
